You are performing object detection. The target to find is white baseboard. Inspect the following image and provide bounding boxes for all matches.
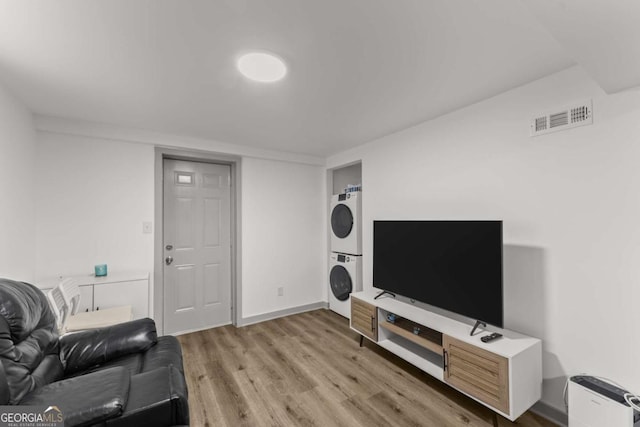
[239,301,328,327]
[170,321,232,336]
[530,400,567,427]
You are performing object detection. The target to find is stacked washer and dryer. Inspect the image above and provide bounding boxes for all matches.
[329,190,362,318]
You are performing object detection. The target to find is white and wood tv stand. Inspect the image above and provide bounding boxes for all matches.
[350,289,542,422]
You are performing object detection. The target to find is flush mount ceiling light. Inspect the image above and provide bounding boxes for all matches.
[237,52,287,82]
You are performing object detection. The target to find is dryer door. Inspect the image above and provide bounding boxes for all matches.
[330,265,353,301]
[331,204,353,238]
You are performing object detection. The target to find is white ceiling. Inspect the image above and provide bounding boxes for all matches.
[0,1,636,157]
[522,0,640,94]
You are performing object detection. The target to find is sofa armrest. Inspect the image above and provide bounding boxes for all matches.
[20,366,130,427]
[59,318,157,375]
[105,366,189,427]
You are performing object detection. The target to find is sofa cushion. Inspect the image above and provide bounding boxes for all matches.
[0,279,60,404]
[20,366,130,427]
[31,354,64,388]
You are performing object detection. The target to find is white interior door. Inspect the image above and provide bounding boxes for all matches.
[163,159,232,334]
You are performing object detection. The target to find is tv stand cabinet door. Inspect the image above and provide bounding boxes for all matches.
[350,297,377,341]
[443,335,509,415]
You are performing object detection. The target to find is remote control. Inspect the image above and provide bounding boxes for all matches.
[481,332,503,343]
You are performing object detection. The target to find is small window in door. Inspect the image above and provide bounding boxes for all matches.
[175,172,195,186]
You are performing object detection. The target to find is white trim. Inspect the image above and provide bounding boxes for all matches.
[170,321,232,337]
[154,147,243,334]
[238,302,329,327]
[530,400,568,427]
[35,115,325,166]
[170,302,329,333]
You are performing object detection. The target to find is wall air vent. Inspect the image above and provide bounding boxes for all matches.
[549,111,568,128]
[534,117,547,132]
[530,100,593,137]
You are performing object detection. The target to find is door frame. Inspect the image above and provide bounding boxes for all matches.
[154,147,242,334]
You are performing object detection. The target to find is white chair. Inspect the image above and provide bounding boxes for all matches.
[57,278,85,317]
[53,278,133,332]
[46,287,69,333]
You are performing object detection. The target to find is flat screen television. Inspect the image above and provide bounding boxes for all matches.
[373,220,503,327]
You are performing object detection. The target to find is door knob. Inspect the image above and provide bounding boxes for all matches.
[165,256,173,265]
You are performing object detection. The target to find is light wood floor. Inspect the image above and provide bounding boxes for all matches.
[177,309,557,427]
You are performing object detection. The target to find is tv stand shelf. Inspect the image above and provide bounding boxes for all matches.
[379,316,443,354]
[350,289,542,422]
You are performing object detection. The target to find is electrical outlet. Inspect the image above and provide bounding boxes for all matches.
[277,287,284,296]
[143,222,153,234]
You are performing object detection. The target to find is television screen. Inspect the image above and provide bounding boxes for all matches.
[373,220,503,327]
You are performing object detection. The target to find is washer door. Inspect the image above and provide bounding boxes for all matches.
[330,265,353,301]
[331,204,353,238]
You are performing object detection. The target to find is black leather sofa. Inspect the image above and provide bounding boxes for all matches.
[0,278,189,426]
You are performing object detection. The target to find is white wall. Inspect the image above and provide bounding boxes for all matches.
[241,157,326,317]
[34,130,327,320]
[0,82,36,281]
[332,163,362,195]
[35,132,155,278]
[327,66,640,412]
